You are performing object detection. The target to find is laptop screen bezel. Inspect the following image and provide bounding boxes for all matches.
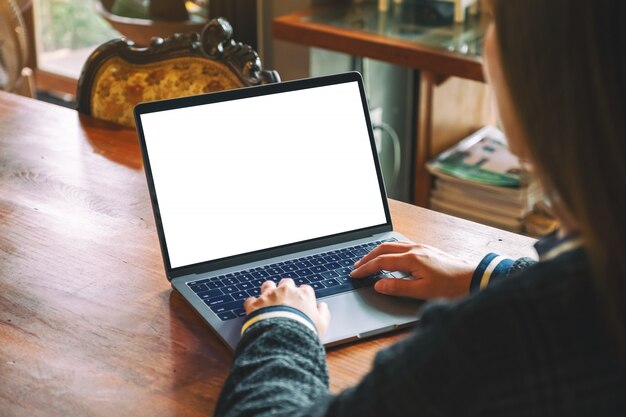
[134,72,393,280]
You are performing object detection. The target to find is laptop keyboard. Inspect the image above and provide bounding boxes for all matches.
[186,238,410,321]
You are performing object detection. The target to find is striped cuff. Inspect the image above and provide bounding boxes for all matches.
[241,305,318,336]
[469,253,514,293]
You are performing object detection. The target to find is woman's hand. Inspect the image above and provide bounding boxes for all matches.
[350,241,475,300]
[244,278,331,339]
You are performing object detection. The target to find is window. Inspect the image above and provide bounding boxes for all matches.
[33,0,118,88]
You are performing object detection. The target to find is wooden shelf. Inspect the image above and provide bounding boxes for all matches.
[272,4,492,206]
[272,5,485,82]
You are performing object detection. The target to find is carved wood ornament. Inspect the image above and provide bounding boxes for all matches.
[76,17,280,127]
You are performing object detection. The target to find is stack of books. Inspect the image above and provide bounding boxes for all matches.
[427,125,544,233]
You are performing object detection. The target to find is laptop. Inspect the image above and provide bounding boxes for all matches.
[134,72,421,350]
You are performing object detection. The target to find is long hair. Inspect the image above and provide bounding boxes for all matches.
[487,0,626,343]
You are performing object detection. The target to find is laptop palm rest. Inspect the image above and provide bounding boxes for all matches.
[322,287,422,346]
[201,285,422,350]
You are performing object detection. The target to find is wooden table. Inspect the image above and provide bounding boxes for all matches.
[0,91,536,416]
[273,4,491,207]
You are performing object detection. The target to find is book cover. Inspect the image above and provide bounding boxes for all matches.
[427,125,529,188]
[430,197,524,232]
[430,188,532,219]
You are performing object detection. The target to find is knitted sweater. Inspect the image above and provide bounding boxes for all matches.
[215,234,626,416]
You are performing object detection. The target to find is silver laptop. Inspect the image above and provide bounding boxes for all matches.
[134,72,421,350]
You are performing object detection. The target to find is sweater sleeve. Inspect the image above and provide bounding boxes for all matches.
[215,300,479,417]
[469,253,536,294]
[214,317,332,417]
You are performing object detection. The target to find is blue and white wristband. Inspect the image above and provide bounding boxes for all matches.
[470,252,514,293]
[241,305,318,336]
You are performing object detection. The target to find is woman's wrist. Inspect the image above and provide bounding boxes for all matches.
[241,305,318,336]
[469,253,515,293]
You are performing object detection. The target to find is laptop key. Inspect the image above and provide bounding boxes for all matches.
[295,268,312,277]
[324,279,340,287]
[294,277,310,285]
[189,283,208,293]
[339,259,355,267]
[315,283,355,299]
[231,291,249,301]
[206,281,221,290]
[337,274,351,284]
[234,308,247,317]
[309,282,325,291]
[310,265,327,273]
[357,275,382,288]
[321,270,339,279]
[324,262,341,270]
[336,267,353,276]
[251,270,269,279]
[247,288,260,297]
[221,277,239,286]
[251,279,265,287]
[236,282,252,291]
[189,278,211,286]
[282,264,298,272]
[196,288,224,300]
[210,299,245,314]
[309,257,326,266]
[309,274,324,282]
[217,311,237,321]
[222,285,238,294]
[239,273,254,282]
[205,294,234,306]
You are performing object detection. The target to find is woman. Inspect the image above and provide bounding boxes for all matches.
[215,0,626,415]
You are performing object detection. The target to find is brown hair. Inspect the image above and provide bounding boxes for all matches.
[487,0,626,343]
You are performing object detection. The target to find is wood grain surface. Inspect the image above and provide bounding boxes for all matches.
[0,91,535,416]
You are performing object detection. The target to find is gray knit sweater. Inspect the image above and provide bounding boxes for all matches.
[215,236,626,417]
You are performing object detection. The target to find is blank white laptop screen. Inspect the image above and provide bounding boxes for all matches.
[140,81,387,269]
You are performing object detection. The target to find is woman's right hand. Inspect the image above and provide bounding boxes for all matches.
[350,241,475,300]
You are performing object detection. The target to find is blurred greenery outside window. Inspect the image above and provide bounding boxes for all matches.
[34,0,119,79]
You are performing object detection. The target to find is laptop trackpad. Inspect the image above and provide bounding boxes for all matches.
[321,287,422,346]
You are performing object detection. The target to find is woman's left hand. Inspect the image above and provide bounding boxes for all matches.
[350,241,475,300]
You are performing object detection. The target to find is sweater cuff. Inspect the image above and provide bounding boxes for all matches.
[241,305,318,336]
[469,253,514,293]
